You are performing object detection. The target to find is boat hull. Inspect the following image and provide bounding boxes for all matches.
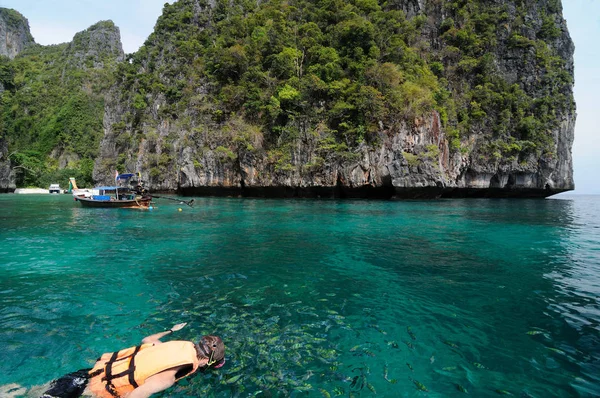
[74,195,152,209]
[71,189,92,196]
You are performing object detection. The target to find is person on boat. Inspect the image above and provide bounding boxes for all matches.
[40,322,225,398]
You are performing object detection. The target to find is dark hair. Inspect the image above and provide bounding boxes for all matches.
[198,335,225,368]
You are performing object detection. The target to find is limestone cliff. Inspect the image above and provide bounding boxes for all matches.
[0,20,123,191]
[0,8,28,189]
[0,137,14,192]
[0,1,575,198]
[0,8,34,60]
[94,0,575,198]
[62,21,125,70]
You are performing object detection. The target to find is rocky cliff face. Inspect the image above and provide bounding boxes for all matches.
[0,8,34,59]
[0,137,14,192]
[94,0,575,198]
[0,18,123,192]
[0,8,30,190]
[63,21,124,70]
[463,0,575,195]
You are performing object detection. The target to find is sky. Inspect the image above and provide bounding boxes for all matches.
[0,0,171,54]
[0,0,597,194]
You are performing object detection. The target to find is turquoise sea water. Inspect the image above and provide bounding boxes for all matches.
[0,194,599,397]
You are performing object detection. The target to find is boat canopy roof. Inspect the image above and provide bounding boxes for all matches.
[116,173,138,181]
[95,186,119,191]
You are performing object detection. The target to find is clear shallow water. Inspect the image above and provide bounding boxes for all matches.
[0,194,599,397]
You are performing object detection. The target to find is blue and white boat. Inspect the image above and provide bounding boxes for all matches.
[73,173,153,209]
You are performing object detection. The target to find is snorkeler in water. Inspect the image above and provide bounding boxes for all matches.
[40,322,225,398]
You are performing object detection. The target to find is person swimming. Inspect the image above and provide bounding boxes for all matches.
[39,322,225,398]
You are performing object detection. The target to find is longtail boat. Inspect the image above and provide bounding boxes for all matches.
[73,172,153,209]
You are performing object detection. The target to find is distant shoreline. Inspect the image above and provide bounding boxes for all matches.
[1,186,579,199]
[13,188,62,194]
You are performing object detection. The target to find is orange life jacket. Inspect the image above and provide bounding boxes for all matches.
[87,341,200,398]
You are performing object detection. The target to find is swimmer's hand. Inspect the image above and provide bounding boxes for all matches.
[170,322,187,332]
[142,323,187,344]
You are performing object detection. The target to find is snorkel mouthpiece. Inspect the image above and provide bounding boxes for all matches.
[213,358,225,368]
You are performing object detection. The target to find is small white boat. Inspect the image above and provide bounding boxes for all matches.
[49,184,63,194]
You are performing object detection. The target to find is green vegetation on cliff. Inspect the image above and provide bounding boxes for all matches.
[1,1,573,189]
[0,8,33,38]
[1,21,121,187]
[108,0,572,178]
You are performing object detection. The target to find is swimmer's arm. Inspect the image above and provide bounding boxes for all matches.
[141,322,187,344]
